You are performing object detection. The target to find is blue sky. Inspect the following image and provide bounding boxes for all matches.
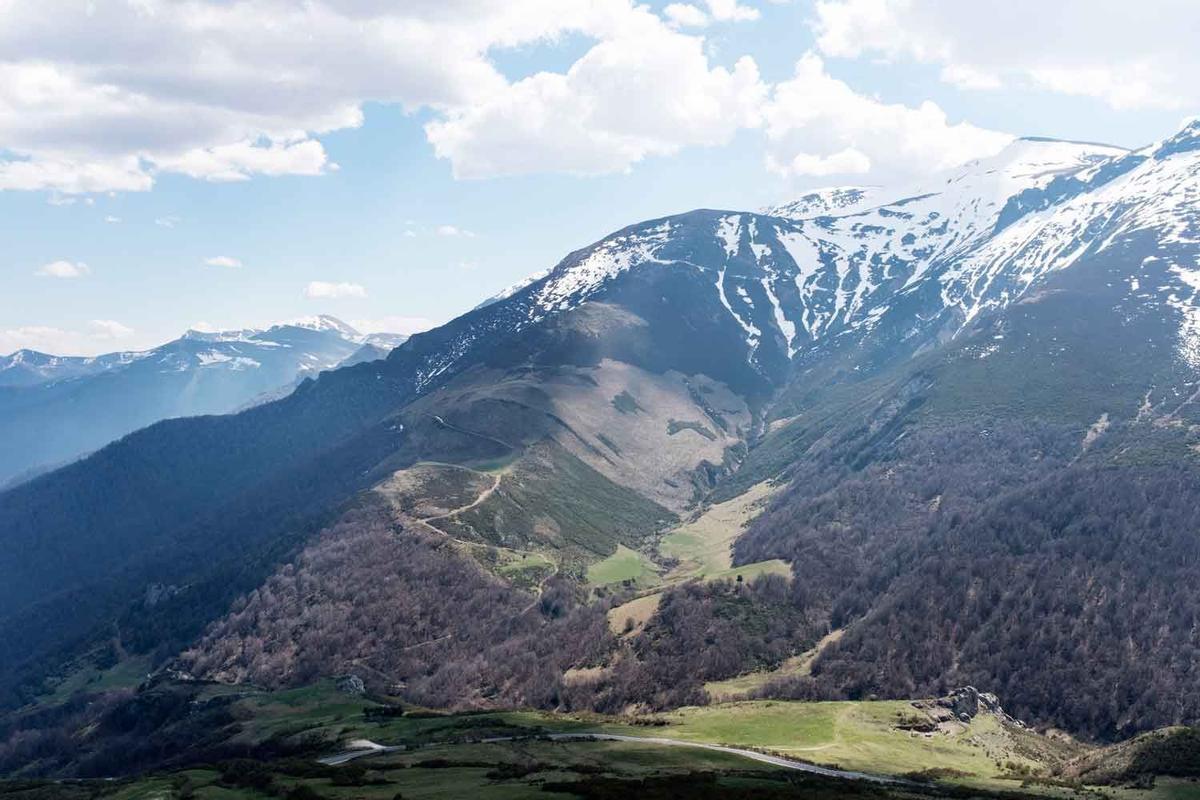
[2,0,1195,355]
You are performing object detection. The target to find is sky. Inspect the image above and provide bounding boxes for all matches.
[2,0,1198,355]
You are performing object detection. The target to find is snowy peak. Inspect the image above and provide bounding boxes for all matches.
[5,315,401,387]
[182,328,260,343]
[764,138,1124,229]
[475,268,554,311]
[764,187,875,220]
[0,314,411,483]
[948,121,1200,328]
[445,122,1199,388]
[949,136,1125,186]
[275,314,362,339]
[184,316,394,348]
[0,348,146,388]
[1150,117,1200,160]
[1,349,54,369]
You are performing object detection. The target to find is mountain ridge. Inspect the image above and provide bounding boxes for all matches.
[3,118,1200,744]
[0,315,408,486]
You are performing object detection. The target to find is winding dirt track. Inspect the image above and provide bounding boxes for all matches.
[419,472,501,524]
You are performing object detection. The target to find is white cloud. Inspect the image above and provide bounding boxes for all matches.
[781,147,872,177]
[350,315,436,335]
[7,0,1105,194]
[663,3,709,28]
[0,326,75,355]
[435,224,475,237]
[425,12,766,178]
[34,259,90,278]
[104,215,121,223]
[939,65,1002,91]
[704,0,760,22]
[0,152,153,194]
[155,216,180,228]
[204,255,242,268]
[1,319,133,356]
[89,319,134,339]
[155,138,332,183]
[763,53,1011,183]
[304,280,367,299]
[0,0,775,192]
[812,0,1199,110]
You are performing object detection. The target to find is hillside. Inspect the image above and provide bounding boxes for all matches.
[2,119,1200,758]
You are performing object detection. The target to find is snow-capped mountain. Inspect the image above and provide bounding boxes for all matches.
[0,316,407,486]
[2,315,405,389]
[524,136,1127,341]
[0,348,147,388]
[762,186,875,220]
[949,123,1200,329]
[375,133,1162,397]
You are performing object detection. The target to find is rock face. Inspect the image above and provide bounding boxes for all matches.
[936,687,1009,723]
[944,686,981,720]
[910,687,1014,728]
[335,674,366,695]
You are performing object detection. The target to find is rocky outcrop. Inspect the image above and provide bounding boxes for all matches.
[913,686,1018,726]
[335,674,366,695]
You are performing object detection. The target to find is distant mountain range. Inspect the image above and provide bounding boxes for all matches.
[3,119,1200,757]
[0,315,406,487]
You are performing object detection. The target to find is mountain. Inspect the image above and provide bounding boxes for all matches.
[0,349,145,388]
[2,121,1200,751]
[0,315,406,487]
[762,186,875,219]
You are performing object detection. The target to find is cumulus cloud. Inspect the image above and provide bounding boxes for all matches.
[89,319,135,339]
[763,53,1011,183]
[204,256,242,268]
[705,0,761,22]
[34,260,90,278]
[812,0,1200,110]
[154,138,332,183]
[11,0,1158,194]
[0,0,774,192]
[304,280,367,299]
[663,3,709,27]
[425,13,766,178]
[663,0,758,27]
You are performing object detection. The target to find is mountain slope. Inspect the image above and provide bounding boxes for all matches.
[2,122,1200,742]
[723,126,1200,739]
[0,316,404,487]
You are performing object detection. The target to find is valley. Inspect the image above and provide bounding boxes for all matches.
[4,677,1197,799]
[5,120,1200,794]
